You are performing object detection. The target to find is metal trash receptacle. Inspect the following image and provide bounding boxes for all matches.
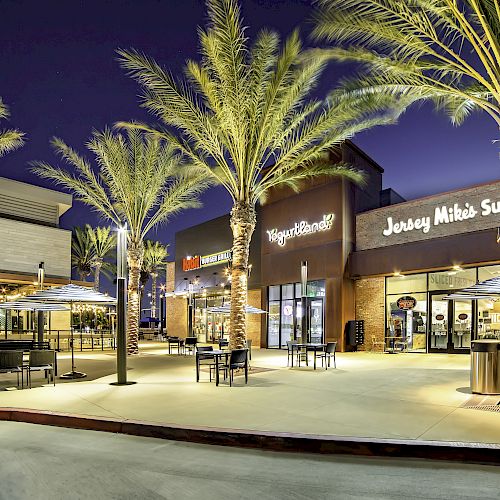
[470,340,500,394]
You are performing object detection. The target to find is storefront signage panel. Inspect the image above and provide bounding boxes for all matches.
[266,214,335,247]
[356,182,500,250]
[397,296,417,310]
[182,250,231,272]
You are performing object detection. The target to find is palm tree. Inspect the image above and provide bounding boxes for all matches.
[142,240,169,318]
[0,98,24,158]
[87,225,116,292]
[312,0,500,129]
[32,129,211,354]
[117,0,400,348]
[71,226,94,282]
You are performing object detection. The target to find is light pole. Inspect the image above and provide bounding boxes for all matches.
[112,224,135,385]
[188,280,194,337]
[300,261,308,343]
[37,262,45,344]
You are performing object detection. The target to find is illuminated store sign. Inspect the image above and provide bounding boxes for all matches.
[397,296,417,310]
[266,214,335,247]
[182,250,231,272]
[383,199,500,237]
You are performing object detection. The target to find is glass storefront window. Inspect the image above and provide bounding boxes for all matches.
[267,281,325,347]
[268,301,280,348]
[478,264,500,282]
[386,273,426,295]
[428,269,476,291]
[386,292,427,352]
[477,298,500,340]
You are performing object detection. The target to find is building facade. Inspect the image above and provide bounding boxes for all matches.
[0,177,73,334]
[167,142,500,353]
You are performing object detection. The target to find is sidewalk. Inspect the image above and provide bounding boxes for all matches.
[0,343,499,446]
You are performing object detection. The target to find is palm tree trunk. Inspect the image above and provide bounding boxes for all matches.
[127,241,143,355]
[93,259,102,291]
[151,272,158,318]
[229,202,256,350]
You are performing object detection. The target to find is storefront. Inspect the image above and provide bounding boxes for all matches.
[352,179,500,353]
[168,140,500,353]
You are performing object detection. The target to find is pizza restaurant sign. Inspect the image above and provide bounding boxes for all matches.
[382,198,500,237]
[266,213,335,247]
[182,250,231,272]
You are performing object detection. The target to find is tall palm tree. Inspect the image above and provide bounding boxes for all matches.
[312,0,500,129]
[0,98,24,158]
[142,240,169,318]
[32,129,211,354]
[118,0,400,348]
[71,226,94,282]
[87,225,116,292]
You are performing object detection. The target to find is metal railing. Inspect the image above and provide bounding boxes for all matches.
[4,330,116,352]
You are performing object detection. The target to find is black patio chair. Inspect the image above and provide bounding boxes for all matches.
[184,337,197,355]
[167,336,184,355]
[218,349,248,386]
[218,339,229,350]
[196,345,216,382]
[317,342,337,370]
[286,341,306,367]
[28,350,56,388]
[0,350,24,388]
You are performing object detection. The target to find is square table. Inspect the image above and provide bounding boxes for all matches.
[290,343,326,370]
[195,349,229,386]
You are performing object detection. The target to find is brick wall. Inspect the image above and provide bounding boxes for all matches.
[246,289,262,348]
[165,261,187,336]
[355,277,385,351]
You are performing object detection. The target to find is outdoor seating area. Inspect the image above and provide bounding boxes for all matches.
[0,349,57,389]
[195,344,249,386]
[286,341,337,370]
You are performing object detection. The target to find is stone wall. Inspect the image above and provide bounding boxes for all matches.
[355,277,385,351]
[165,262,188,337]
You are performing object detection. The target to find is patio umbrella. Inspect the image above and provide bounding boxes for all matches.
[207,304,267,314]
[444,276,500,300]
[22,284,116,379]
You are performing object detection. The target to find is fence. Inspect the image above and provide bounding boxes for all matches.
[5,330,116,352]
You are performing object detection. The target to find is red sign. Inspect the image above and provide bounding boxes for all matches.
[182,256,200,272]
[458,313,468,320]
[436,314,445,321]
[397,296,417,310]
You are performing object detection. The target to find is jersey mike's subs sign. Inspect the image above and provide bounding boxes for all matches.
[356,182,500,251]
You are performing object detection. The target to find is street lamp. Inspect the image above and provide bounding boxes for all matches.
[111,224,135,385]
[300,260,308,343]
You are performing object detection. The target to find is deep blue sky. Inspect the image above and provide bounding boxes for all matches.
[1,0,499,257]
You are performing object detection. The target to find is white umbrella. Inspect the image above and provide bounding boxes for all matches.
[207,304,267,314]
[444,277,500,300]
[22,284,116,379]
[0,301,69,311]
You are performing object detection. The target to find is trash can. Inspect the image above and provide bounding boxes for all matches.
[470,340,500,394]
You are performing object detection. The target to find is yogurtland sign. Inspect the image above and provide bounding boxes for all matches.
[356,182,500,251]
[266,214,335,247]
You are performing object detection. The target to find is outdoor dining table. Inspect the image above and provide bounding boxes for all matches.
[290,343,326,370]
[195,349,229,386]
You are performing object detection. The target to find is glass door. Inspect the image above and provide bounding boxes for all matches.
[429,293,472,353]
[294,298,324,344]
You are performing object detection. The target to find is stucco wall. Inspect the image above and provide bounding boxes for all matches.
[0,218,71,278]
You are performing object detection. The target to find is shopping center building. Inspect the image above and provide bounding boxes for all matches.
[166,142,500,354]
[0,176,73,334]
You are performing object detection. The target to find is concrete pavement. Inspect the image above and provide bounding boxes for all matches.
[0,344,499,446]
[1,421,499,500]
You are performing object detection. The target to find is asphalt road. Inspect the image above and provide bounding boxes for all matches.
[1,421,499,500]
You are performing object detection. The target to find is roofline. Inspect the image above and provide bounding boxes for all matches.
[357,178,500,217]
[344,140,384,173]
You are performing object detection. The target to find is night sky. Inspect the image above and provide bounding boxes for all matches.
[1,0,499,272]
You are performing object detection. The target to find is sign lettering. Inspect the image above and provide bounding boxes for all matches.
[182,250,231,272]
[382,199,500,238]
[266,214,335,247]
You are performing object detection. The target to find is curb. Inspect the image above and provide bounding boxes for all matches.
[1,407,499,465]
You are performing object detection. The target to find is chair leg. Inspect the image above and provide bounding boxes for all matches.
[333,353,336,368]
[245,364,248,384]
[229,369,232,387]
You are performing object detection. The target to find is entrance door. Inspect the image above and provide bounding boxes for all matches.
[294,298,324,344]
[429,293,472,353]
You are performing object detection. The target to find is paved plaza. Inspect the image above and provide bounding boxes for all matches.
[2,421,500,500]
[0,343,499,445]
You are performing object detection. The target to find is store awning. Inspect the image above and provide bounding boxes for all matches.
[207,304,267,314]
[444,276,500,301]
